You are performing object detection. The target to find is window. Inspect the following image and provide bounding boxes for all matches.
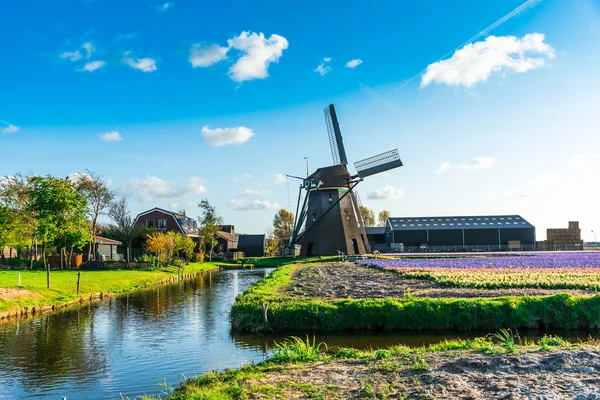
[328,193,332,202]
[158,219,167,229]
[312,213,316,222]
[146,219,155,229]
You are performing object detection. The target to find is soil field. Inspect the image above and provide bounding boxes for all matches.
[286,264,595,299]
[172,347,600,399]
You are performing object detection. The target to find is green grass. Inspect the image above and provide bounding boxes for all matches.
[231,263,600,332]
[157,334,583,400]
[0,262,221,313]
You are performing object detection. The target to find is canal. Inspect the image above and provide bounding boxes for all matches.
[0,267,596,399]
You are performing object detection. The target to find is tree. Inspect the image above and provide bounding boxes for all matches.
[0,174,38,268]
[198,199,223,261]
[265,231,280,257]
[272,209,294,251]
[108,198,140,265]
[359,205,375,226]
[29,175,89,287]
[0,205,16,265]
[179,235,196,263]
[73,170,114,260]
[146,232,169,267]
[378,210,390,227]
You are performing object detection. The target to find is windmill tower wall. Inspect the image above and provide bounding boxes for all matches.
[300,187,367,256]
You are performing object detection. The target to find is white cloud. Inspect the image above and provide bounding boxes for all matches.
[235,200,281,211]
[421,33,554,88]
[436,157,495,173]
[201,125,254,147]
[157,2,173,11]
[239,189,268,196]
[120,175,206,202]
[82,42,95,59]
[227,31,288,82]
[189,43,229,67]
[314,57,332,76]
[570,153,600,167]
[1,124,20,134]
[345,59,363,68]
[60,50,82,62]
[122,51,157,72]
[61,42,96,62]
[273,173,286,184]
[99,131,123,141]
[367,185,405,200]
[183,176,207,194]
[80,60,106,72]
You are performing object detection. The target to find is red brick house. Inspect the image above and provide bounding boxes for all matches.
[133,208,199,238]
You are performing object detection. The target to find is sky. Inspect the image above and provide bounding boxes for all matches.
[1,0,600,241]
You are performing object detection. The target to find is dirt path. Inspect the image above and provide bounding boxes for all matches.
[286,264,595,299]
[249,349,600,399]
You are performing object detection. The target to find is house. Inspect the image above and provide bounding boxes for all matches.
[215,225,237,253]
[237,234,266,257]
[133,208,199,238]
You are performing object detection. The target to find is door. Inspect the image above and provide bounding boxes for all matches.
[351,238,359,254]
[306,242,314,256]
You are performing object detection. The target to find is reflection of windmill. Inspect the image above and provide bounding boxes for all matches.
[289,104,403,256]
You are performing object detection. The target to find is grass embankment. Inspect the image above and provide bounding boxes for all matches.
[158,334,600,399]
[231,263,600,332]
[0,262,221,315]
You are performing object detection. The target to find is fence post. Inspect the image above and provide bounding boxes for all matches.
[76,271,81,295]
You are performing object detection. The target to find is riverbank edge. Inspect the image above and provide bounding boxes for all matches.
[0,266,220,323]
[162,337,600,399]
[231,263,600,332]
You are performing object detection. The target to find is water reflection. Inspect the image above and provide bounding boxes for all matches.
[0,269,273,399]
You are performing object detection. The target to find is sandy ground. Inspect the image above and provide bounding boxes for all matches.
[249,348,600,399]
[0,288,34,302]
[285,264,595,299]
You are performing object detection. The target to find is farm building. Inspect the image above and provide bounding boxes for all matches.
[384,215,536,252]
[236,234,266,257]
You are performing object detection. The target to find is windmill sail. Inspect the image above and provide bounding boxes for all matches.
[354,149,403,178]
[324,104,348,167]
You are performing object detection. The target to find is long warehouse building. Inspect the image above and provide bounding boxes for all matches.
[379,215,536,251]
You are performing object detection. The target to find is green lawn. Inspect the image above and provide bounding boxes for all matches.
[0,262,221,313]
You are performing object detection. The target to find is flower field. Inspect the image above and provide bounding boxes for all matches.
[361,252,600,290]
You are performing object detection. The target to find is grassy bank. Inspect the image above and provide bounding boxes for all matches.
[231,263,600,332]
[157,334,600,399]
[0,262,221,315]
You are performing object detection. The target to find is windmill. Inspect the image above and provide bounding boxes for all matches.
[288,104,403,256]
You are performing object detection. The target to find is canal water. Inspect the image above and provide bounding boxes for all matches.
[0,268,596,399]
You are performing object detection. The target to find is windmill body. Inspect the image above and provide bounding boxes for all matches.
[289,104,403,256]
[301,165,366,256]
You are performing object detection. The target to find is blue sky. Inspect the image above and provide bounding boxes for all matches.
[1,0,600,241]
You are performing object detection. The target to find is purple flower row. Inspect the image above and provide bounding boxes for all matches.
[360,252,600,269]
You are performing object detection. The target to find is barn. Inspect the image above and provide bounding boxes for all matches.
[384,215,536,252]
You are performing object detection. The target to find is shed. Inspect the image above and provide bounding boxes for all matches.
[385,215,536,251]
[237,234,266,257]
[95,236,122,261]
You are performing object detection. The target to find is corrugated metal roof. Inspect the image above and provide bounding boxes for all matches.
[387,215,534,231]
